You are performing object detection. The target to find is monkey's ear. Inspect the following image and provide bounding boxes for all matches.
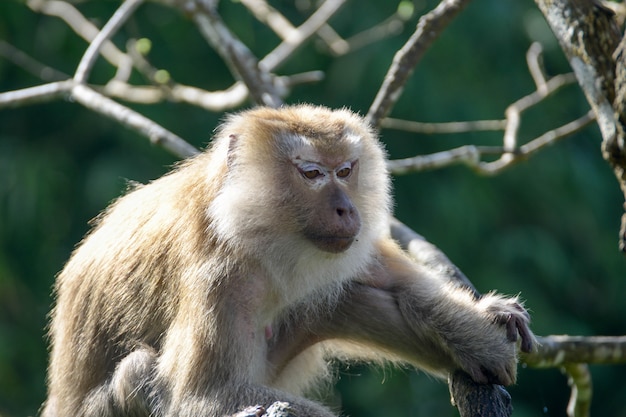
[227,134,239,168]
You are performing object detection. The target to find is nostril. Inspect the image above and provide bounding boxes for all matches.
[336,206,354,217]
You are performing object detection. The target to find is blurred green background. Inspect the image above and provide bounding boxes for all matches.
[1,0,626,416]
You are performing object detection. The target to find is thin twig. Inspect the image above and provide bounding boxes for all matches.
[526,42,548,94]
[563,364,592,417]
[382,42,583,175]
[335,3,415,55]
[0,41,69,82]
[0,81,74,109]
[72,84,199,158]
[367,0,471,128]
[74,0,144,84]
[26,0,132,76]
[191,0,282,107]
[381,118,506,134]
[386,111,595,175]
[479,110,595,174]
[524,335,626,367]
[316,12,409,56]
[387,145,484,174]
[239,0,297,41]
[502,72,577,150]
[259,0,347,72]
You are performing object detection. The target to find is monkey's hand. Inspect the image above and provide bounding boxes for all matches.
[453,294,535,386]
[485,295,535,354]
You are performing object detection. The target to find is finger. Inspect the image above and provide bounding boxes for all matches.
[516,321,535,353]
[505,315,519,342]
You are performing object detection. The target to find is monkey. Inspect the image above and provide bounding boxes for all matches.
[41,104,534,417]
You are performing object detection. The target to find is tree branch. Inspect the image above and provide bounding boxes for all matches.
[449,371,513,417]
[385,110,595,175]
[258,0,347,72]
[382,41,592,175]
[190,0,282,107]
[0,81,73,109]
[0,40,68,82]
[381,118,506,134]
[535,0,626,252]
[390,218,511,416]
[563,363,592,417]
[26,0,133,77]
[524,335,626,367]
[71,84,199,158]
[367,0,471,128]
[73,0,144,84]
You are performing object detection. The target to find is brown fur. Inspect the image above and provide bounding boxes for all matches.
[42,105,534,417]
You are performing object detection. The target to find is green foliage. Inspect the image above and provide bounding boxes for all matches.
[1,0,625,416]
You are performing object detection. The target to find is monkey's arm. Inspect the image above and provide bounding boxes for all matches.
[271,238,534,386]
[356,238,533,385]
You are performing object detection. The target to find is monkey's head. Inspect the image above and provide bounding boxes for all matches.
[207,105,391,291]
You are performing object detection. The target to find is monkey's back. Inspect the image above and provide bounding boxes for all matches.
[45,152,223,415]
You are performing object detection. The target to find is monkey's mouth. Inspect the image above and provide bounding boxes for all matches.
[310,236,355,254]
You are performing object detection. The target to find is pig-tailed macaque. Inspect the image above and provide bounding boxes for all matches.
[42,105,534,417]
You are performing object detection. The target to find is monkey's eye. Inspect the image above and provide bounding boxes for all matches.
[336,167,351,178]
[335,162,353,179]
[295,161,326,180]
[302,168,324,179]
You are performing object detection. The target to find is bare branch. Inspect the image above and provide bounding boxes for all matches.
[381,118,506,134]
[535,0,619,143]
[386,111,595,175]
[501,72,577,154]
[526,42,549,93]
[259,0,347,72]
[239,0,298,41]
[387,145,484,174]
[367,0,471,128]
[102,80,251,110]
[390,217,479,295]
[524,335,626,367]
[190,0,282,107]
[71,84,199,158]
[449,371,512,417]
[0,80,199,158]
[563,364,592,417]
[104,72,322,111]
[0,81,73,109]
[326,12,406,55]
[0,41,69,82]
[535,0,626,252]
[74,0,144,84]
[26,0,132,76]
[383,41,585,176]
[480,110,595,174]
[242,0,410,60]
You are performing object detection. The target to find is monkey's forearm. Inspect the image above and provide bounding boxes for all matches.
[395,283,526,385]
[269,282,460,378]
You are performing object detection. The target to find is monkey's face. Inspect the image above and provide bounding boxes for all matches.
[291,156,362,253]
[208,106,391,267]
